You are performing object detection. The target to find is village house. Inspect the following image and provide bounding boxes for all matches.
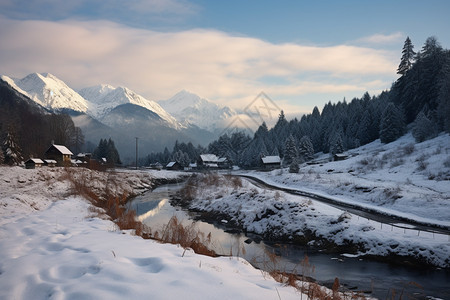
[217,157,231,169]
[44,159,57,167]
[25,158,44,169]
[261,155,281,170]
[166,161,182,171]
[44,144,73,166]
[198,154,219,169]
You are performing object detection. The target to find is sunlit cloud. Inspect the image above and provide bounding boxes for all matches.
[0,17,398,112]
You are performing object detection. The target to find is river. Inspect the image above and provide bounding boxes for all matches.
[129,183,450,299]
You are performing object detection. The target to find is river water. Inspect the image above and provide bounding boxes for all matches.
[129,183,450,299]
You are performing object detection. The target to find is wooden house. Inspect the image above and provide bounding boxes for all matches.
[44,159,57,167]
[44,144,73,166]
[166,161,182,170]
[217,157,231,169]
[261,155,281,170]
[198,154,219,169]
[25,158,44,169]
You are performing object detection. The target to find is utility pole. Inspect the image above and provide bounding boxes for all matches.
[135,137,139,170]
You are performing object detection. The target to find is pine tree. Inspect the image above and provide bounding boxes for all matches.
[412,111,437,142]
[289,157,299,173]
[283,134,298,166]
[298,135,314,162]
[329,132,344,155]
[2,130,23,165]
[397,37,416,76]
[106,138,121,165]
[379,103,405,143]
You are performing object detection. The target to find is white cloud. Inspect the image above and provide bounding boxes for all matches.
[357,32,404,45]
[0,17,398,112]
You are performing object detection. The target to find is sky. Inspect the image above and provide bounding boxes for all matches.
[1,0,449,119]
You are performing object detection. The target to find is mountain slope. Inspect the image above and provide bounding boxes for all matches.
[79,85,180,128]
[1,73,90,113]
[158,90,236,132]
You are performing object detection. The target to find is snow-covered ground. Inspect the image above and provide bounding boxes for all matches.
[246,133,450,228]
[0,166,307,300]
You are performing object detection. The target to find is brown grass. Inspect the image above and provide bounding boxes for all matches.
[62,168,216,256]
[156,216,216,257]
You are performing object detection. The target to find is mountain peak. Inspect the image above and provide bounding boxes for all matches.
[158,90,236,131]
[2,72,89,113]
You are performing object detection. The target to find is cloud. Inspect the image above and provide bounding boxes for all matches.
[0,0,199,23]
[357,32,404,45]
[0,17,397,112]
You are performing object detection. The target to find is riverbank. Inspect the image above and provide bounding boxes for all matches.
[171,173,450,269]
[0,166,307,300]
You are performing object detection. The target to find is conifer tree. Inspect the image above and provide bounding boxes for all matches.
[397,36,416,76]
[412,111,437,142]
[2,129,23,165]
[379,103,405,143]
[283,134,298,166]
[298,135,314,162]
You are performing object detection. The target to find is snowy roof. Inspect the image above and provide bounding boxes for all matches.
[44,160,57,164]
[218,157,228,163]
[189,163,197,168]
[261,156,281,164]
[200,154,218,163]
[205,163,218,168]
[50,145,73,155]
[26,158,44,164]
[166,162,177,167]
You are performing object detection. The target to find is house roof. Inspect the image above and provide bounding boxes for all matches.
[261,156,281,164]
[200,154,218,163]
[217,157,228,163]
[47,144,73,155]
[26,158,44,164]
[166,161,177,167]
[44,159,57,164]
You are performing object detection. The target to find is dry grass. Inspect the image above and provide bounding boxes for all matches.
[62,168,216,256]
[155,216,216,257]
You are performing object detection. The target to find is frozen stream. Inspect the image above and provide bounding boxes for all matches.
[130,183,450,299]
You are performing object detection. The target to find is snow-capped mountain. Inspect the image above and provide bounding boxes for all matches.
[158,90,236,132]
[1,73,89,113]
[79,85,180,128]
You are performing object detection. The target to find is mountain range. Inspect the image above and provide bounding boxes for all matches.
[1,72,234,161]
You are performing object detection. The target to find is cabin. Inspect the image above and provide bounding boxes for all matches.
[44,159,57,167]
[217,157,231,169]
[75,153,92,167]
[261,155,281,170]
[44,144,73,166]
[149,162,163,170]
[198,154,219,169]
[25,158,44,169]
[166,161,182,171]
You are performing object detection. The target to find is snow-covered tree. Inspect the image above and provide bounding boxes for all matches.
[329,132,344,155]
[379,103,405,143]
[397,36,416,76]
[2,130,23,165]
[412,111,437,142]
[283,134,298,166]
[289,157,299,173]
[298,135,314,162]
